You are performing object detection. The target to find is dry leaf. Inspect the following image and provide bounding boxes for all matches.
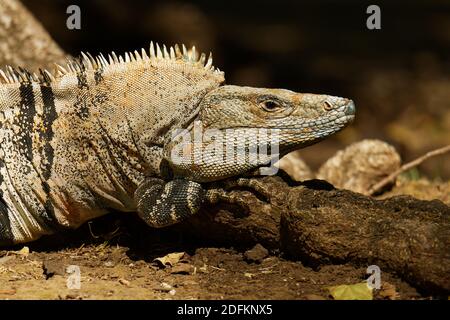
[378,282,399,300]
[328,282,373,300]
[12,246,29,257]
[154,252,185,267]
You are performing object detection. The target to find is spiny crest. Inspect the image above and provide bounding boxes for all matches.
[0,42,221,85]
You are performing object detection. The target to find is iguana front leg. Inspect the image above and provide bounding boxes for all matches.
[134,178,205,228]
[134,177,257,227]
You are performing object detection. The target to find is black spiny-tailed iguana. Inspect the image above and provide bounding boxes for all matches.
[0,42,355,245]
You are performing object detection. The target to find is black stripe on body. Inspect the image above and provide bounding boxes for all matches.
[0,199,13,245]
[37,85,65,231]
[0,161,13,245]
[39,85,57,180]
[75,66,90,119]
[76,61,88,89]
[94,67,104,85]
[16,83,36,162]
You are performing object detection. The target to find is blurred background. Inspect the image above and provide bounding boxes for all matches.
[22,0,450,179]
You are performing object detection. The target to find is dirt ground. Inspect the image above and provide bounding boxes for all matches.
[1,178,447,300]
[0,239,421,300]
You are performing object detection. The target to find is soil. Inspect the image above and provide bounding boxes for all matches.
[1,179,446,300]
[0,239,421,300]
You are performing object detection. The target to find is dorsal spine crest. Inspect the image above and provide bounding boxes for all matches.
[0,42,222,86]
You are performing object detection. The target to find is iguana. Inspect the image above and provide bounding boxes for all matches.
[0,42,355,245]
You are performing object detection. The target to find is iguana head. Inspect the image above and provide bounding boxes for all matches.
[165,85,355,182]
[199,85,355,143]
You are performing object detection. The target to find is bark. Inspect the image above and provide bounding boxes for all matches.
[0,0,66,71]
[281,181,450,295]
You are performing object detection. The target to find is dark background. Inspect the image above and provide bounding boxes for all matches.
[22,0,450,178]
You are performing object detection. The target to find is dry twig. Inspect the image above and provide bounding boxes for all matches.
[365,145,450,196]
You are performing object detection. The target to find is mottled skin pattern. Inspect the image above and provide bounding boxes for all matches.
[0,43,355,245]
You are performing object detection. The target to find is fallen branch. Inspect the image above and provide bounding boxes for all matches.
[365,145,450,196]
[174,175,450,295]
[281,181,450,295]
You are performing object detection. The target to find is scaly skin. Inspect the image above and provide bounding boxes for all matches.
[0,42,355,244]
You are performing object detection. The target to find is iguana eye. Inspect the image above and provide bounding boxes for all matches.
[323,100,333,111]
[261,100,283,112]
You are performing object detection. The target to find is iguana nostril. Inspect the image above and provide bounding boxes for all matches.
[345,100,356,116]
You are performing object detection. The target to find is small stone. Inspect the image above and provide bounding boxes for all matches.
[159,282,173,292]
[43,260,66,278]
[244,244,269,263]
[104,261,115,267]
[118,278,130,286]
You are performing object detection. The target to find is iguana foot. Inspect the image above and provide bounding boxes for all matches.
[205,188,251,212]
[203,176,274,214]
[221,177,273,202]
[134,178,205,228]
